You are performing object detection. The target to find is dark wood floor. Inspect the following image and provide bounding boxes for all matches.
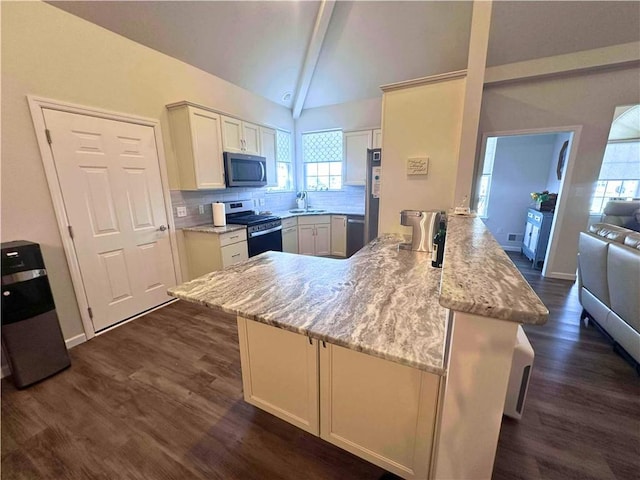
[2,254,639,479]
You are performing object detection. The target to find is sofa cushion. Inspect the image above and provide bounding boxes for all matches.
[624,232,640,250]
[578,232,611,307]
[588,223,632,243]
[607,243,640,334]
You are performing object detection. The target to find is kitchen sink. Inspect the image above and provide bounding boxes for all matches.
[288,208,327,214]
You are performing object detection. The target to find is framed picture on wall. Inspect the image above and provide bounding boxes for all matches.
[556,140,569,180]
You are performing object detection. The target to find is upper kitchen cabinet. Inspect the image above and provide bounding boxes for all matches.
[373,128,382,149]
[221,115,261,155]
[167,102,226,190]
[260,126,277,187]
[344,130,374,186]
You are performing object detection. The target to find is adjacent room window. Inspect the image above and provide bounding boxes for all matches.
[476,137,497,217]
[591,140,640,213]
[302,130,343,190]
[270,129,293,191]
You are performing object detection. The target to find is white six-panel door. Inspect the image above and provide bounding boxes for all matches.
[42,109,177,332]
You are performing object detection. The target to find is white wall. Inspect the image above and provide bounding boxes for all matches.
[479,65,640,278]
[483,134,558,249]
[1,1,294,340]
[379,78,466,234]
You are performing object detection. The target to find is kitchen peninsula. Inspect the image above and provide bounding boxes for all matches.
[168,216,548,479]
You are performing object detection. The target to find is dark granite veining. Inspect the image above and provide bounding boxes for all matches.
[439,216,549,324]
[169,234,449,375]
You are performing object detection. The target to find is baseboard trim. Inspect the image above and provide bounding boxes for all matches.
[501,245,522,252]
[65,333,87,349]
[1,365,11,379]
[544,272,577,281]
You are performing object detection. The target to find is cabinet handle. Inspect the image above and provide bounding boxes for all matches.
[322,341,326,348]
[344,218,346,227]
[230,235,239,240]
[308,337,313,345]
[232,253,240,258]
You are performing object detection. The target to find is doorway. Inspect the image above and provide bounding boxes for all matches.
[28,97,180,338]
[475,127,578,278]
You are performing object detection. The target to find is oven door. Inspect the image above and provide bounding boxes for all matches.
[248,226,283,257]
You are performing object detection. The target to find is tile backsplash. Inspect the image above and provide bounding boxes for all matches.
[170,185,366,229]
[171,189,296,229]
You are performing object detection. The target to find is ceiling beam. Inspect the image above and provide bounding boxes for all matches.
[292,0,336,119]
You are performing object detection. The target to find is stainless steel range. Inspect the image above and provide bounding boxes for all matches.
[225,200,282,257]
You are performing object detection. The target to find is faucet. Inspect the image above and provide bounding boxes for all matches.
[303,191,308,211]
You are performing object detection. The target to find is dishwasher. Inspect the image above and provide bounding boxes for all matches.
[346,216,365,257]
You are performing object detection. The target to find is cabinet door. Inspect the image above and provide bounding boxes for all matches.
[242,121,261,155]
[319,344,439,479]
[344,130,372,186]
[220,241,248,268]
[298,225,316,256]
[282,226,299,254]
[373,128,382,149]
[237,317,319,435]
[331,216,347,257]
[530,224,540,256]
[314,223,331,257]
[221,116,244,153]
[260,126,277,187]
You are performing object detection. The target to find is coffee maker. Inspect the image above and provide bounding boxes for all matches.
[399,210,441,252]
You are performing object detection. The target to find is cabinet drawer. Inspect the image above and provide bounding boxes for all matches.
[282,217,298,229]
[298,215,331,225]
[221,241,248,268]
[219,229,247,247]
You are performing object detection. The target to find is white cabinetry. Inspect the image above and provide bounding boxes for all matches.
[281,217,298,254]
[320,343,439,479]
[260,126,277,187]
[167,103,226,190]
[183,229,248,280]
[221,115,261,155]
[298,215,331,256]
[343,130,373,186]
[373,128,382,149]
[237,317,319,435]
[236,317,439,479]
[330,215,347,257]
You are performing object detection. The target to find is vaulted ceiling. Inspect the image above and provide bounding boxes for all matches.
[49,1,640,113]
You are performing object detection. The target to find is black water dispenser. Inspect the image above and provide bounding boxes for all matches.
[1,241,70,388]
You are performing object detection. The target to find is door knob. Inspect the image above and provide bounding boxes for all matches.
[157,225,167,232]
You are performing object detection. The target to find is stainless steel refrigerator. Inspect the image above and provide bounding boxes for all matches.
[364,148,382,243]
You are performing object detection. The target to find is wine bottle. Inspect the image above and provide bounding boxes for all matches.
[432,219,446,268]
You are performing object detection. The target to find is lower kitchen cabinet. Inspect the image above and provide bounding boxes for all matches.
[281,217,298,254]
[183,229,248,280]
[236,317,440,479]
[237,317,319,435]
[330,215,347,257]
[298,215,331,256]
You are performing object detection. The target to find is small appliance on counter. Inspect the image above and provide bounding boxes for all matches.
[399,210,441,252]
[1,241,71,388]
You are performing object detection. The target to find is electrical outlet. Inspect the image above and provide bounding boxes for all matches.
[176,206,187,218]
[258,198,265,206]
[198,204,205,214]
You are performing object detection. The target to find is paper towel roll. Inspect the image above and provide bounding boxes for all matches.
[212,202,226,227]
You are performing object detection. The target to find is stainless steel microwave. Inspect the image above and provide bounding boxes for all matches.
[223,152,267,188]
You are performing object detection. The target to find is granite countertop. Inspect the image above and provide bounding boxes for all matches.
[182,224,246,234]
[439,216,549,324]
[169,234,449,376]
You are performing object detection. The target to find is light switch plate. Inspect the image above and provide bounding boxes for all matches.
[198,204,205,214]
[176,206,187,217]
